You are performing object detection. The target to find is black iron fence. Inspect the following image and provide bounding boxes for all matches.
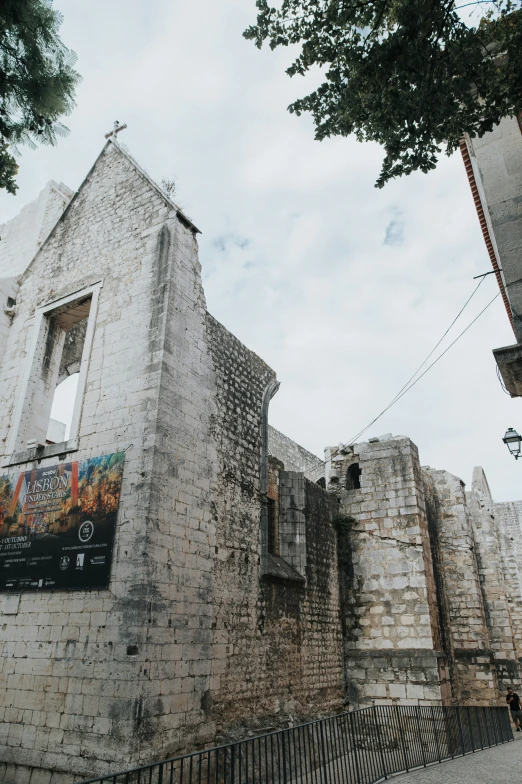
[78,705,513,784]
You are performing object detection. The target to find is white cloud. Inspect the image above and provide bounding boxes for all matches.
[1,0,520,500]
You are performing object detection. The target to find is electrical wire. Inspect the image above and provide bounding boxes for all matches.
[384,276,485,412]
[296,280,500,477]
[346,291,500,446]
[454,1,500,8]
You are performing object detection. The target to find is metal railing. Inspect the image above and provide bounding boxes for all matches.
[78,705,513,784]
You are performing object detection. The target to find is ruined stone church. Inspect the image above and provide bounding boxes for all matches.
[0,137,521,784]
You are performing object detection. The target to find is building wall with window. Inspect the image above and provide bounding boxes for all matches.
[0,141,195,781]
[0,141,345,784]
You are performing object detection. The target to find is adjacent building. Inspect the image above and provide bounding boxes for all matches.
[461,116,522,395]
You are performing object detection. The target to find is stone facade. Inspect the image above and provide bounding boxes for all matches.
[1,140,522,784]
[329,437,449,708]
[325,435,522,710]
[0,142,345,783]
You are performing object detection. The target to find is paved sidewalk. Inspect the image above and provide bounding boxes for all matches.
[392,731,522,783]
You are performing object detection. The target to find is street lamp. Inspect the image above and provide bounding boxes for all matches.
[503,428,522,460]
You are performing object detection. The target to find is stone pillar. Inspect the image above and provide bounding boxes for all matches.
[467,468,521,695]
[337,436,444,707]
[423,469,498,704]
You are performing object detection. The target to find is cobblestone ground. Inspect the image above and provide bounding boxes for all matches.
[393,728,522,783]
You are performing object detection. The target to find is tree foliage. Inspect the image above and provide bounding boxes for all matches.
[244,1,522,186]
[0,0,80,194]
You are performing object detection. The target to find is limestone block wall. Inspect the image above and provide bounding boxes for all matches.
[495,501,522,561]
[495,501,522,661]
[0,142,203,782]
[422,470,498,704]
[205,318,344,736]
[268,426,324,482]
[496,526,522,661]
[467,469,520,694]
[108,216,225,763]
[0,139,347,784]
[279,472,307,577]
[337,437,445,706]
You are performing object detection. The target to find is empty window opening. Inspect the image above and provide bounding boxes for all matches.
[41,298,91,445]
[7,283,102,457]
[267,498,279,555]
[346,463,361,491]
[48,373,79,442]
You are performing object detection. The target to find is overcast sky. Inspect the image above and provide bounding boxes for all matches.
[1,0,521,501]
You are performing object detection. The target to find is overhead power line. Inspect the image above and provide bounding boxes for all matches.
[384,276,485,413]
[346,291,500,446]
[297,277,499,477]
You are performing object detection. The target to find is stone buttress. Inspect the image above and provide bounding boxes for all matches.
[328,436,448,707]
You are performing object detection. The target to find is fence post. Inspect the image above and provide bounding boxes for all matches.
[430,706,442,763]
[394,704,410,773]
[477,707,485,750]
[372,705,388,781]
[319,716,330,784]
[348,711,362,784]
[456,707,466,756]
[281,731,288,784]
[467,706,475,752]
[414,706,426,767]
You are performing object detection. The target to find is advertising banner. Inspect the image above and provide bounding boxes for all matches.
[0,452,124,591]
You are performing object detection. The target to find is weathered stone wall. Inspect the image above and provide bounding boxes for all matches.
[495,501,522,559]
[495,501,522,661]
[3,136,522,784]
[0,140,346,784]
[205,319,344,736]
[467,469,521,695]
[268,426,324,482]
[0,142,206,782]
[422,469,498,705]
[335,437,445,706]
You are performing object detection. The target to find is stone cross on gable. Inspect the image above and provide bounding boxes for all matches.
[104,121,127,140]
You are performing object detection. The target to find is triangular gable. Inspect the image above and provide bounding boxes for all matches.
[19,138,200,284]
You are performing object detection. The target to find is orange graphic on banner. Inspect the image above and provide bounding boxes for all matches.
[8,473,24,519]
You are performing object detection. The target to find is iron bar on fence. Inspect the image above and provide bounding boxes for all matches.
[77,705,513,784]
